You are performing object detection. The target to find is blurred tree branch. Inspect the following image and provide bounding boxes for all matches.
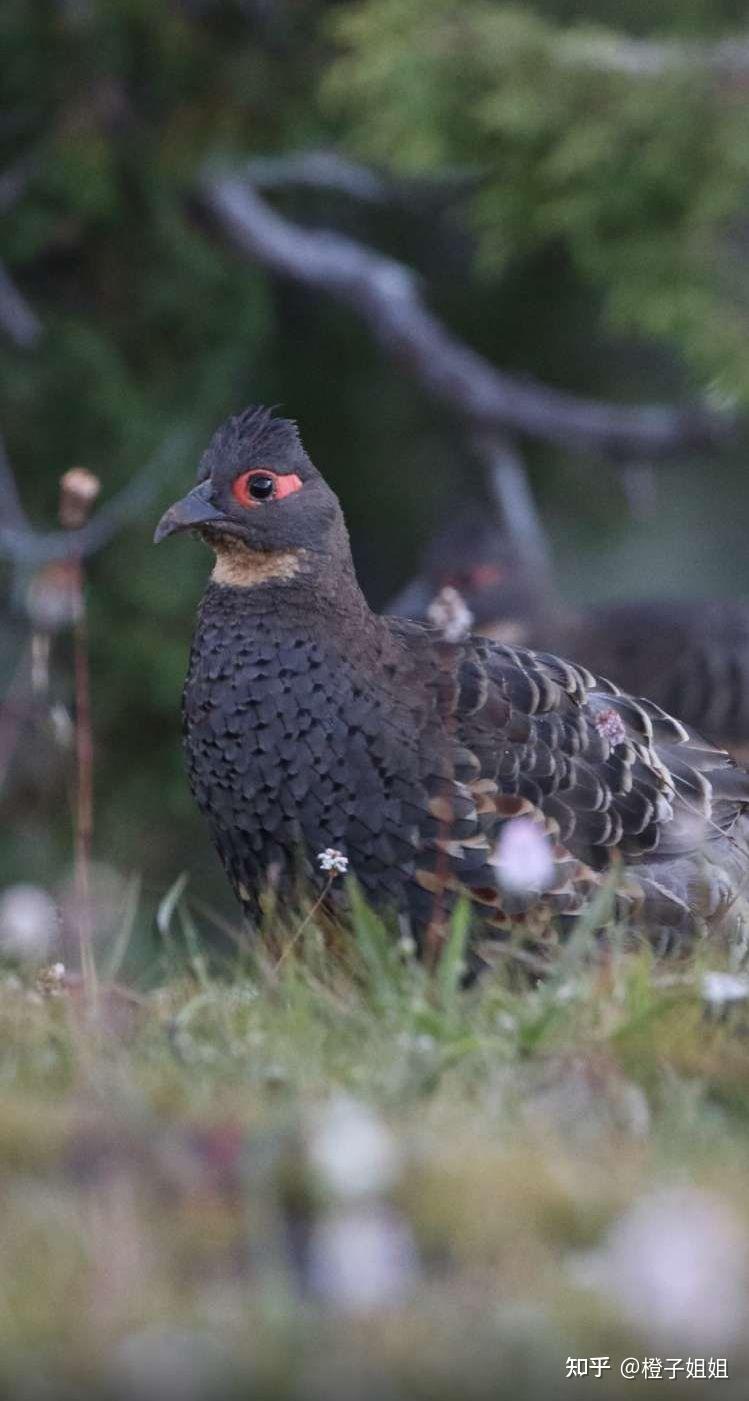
[0,430,27,530]
[0,261,41,350]
[245,150,392,202]
[0,156,35,216]
[565,31,749,79]
[474,433,553,580]
[245,149,482,207]
[0,429,191,568]
[0,155,42,349]
[199,163,743,460]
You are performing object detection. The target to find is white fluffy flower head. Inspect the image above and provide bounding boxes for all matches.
[427,586,474,643]
[317,848,349,876]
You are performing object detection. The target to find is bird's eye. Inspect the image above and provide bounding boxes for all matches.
[231,468,303,508]
[248,473,275,501]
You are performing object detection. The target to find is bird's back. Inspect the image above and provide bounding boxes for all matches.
[565,599,749,757]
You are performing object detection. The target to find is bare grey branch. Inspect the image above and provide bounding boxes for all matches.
[244,150,484,208]
[563,30,749,79]
[474,433,553,581]
[199,164,741,459]
[0,429,28,531]
[0,429,191,567]
[245,150,391,202]
[0,154,36,216]
[0,262,41,349]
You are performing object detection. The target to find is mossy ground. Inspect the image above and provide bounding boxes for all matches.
[1,890,749,1400]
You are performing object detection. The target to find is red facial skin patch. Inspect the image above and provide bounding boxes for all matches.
[445,564,506,591]
[471,564,506,589]
[231,469,303,508]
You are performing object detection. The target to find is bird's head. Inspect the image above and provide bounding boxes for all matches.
[154,406,347,587]
[419,512,544,634]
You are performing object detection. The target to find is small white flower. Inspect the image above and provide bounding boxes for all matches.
[701,970,749,1008]
[593,706,627,748]
[317,848,349,876]
[427,586,474,643]
[490,817,554,894]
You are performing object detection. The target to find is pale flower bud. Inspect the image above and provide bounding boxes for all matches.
[427,586,474,643]
[59,466,101,529]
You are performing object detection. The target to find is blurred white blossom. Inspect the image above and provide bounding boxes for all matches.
[427,586,474,643]
[701,970,749,1009]
[0,884,58,962]
[575,1187,749,1350]
[490,817,554,893]
[308,1095,399,1200]
[308,1204,418,1313]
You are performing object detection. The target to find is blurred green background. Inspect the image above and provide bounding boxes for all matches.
[3,0,749,933]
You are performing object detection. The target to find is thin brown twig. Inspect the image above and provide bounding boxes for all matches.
[60,469,101,1003]
[0,642,32,796]
[275,874,336,969]
[71,565,96,998]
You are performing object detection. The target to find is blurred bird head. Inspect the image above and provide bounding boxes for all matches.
[391,510,547,638]
[154,406,347,583]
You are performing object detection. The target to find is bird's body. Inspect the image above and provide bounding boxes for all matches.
[157,409,749,965]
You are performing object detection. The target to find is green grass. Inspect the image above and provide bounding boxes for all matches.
[1,890,749,1398]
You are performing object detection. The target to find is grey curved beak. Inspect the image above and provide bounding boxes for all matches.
[154,482,224,543]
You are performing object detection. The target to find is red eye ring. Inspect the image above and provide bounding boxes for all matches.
[231,468,303,508]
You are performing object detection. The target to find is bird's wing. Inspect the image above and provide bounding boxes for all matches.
[575,599,749,752]
[390,622,749,942]
[468,639,749,854]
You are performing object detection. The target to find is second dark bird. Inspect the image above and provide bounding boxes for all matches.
[389,512,749,760]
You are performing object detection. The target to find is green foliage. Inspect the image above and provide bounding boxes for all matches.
[326,0,749,395]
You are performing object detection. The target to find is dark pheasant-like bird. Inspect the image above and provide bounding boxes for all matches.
[389,513,749,758]
[155,408,749,967]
